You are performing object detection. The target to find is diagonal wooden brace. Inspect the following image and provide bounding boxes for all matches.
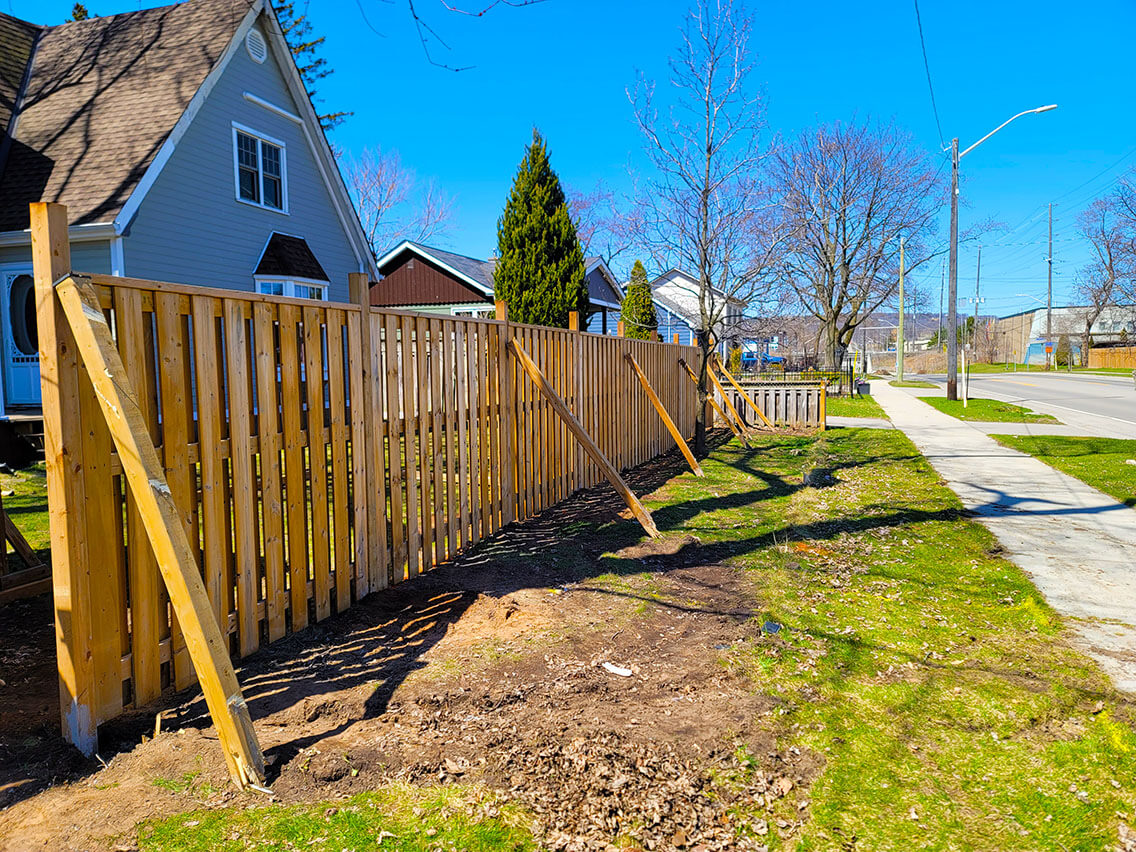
[54,273,265,789]
[624,352,703,477]
[713,356,775,429]
[678,358,747,445]
[509,339,659,538]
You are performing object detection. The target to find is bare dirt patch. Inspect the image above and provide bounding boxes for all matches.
[0,438,813,851]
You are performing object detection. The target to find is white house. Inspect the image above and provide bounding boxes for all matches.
[650,269,745,356]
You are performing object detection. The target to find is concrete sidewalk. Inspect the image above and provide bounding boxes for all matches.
[871,380,1136,692]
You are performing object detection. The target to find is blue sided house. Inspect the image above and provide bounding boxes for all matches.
[0,0,376,419]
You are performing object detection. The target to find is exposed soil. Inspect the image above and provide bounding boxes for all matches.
[0,438,817,852]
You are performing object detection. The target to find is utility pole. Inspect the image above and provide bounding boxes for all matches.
[947,137,959,400]
[897,237,905,382]
[938,259,944,351]
[973,244,982,354]
[1046,202,1054,369]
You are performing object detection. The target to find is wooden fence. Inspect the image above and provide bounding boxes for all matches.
[727,383,826,429]
[1088,346,1136,369]
[32,209,699,753]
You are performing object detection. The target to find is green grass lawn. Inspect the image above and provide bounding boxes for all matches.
[991,435,1136,507]
[919,396,1061,423]
[824,394,886,418]
[137,784,533,852]
[133,429,1136,850]
[965,363,1133,376]
[1,463,49,566]
[644,429,1136,850]
[889,379,938,388]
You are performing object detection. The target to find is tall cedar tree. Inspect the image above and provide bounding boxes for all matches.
[620,260,657,340]
[67,3,92,20]
[494,131,587,327]
[273,1,351,132]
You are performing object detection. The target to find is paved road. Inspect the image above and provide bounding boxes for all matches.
[873,380,1136,692]
[915,371,1136,438]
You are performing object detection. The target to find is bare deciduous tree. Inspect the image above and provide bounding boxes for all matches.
[343,147,454,256]
[630,0,782,455]
[768,118,947,368]
[567,181,643,274]
[1074,196,1130,365]
[1108,176,1136,305]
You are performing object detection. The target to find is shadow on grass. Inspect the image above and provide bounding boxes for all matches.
[2,424,1125,803]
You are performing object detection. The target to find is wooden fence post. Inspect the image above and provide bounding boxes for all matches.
[568,311,583,491]
[55,273,265,788]
[31,203,98,755]
[617,320,625,338]
[495,300,516,525]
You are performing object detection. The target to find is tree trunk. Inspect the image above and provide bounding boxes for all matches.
[822,320,845,370]
[694,330,712,457]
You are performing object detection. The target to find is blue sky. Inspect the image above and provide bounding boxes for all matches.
[11,0,1136,317]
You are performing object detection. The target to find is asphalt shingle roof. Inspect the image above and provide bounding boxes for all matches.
[0,13,37,133]
[0,0,254,232]
[255,232,328,281]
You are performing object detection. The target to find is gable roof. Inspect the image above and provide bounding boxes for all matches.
[0,0,256,232]
[584,255,623,309]
[376,240,496,296]
[651,268,746,308]
[255,232,328,281]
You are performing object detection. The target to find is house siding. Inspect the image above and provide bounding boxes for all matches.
[656,304,695,347]
[373,252,490,307]
[120,15,363,302]
[0,240,111,272]
[585,309,616,335]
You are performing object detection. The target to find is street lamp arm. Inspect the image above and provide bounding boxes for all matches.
[959,105,1058,160]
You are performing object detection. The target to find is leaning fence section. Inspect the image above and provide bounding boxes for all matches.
[41,269,698,733]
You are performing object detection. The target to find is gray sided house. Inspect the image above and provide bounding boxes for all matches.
[0,0,375,418]
[372,240,623,331]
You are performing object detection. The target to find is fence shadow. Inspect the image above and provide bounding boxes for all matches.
[147,434,733,778]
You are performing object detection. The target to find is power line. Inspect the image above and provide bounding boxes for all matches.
[912,0,945,150]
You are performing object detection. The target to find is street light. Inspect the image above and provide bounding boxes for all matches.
[946,104,1057,400]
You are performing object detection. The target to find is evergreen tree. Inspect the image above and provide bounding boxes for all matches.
[494,130,587,328]
[619,260,657,340]
[67,3,92,21]
[273,1,351,131]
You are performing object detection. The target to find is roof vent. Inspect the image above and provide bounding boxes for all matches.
[246,29,267,64]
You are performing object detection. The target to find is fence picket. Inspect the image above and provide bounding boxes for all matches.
[253,303,287,643]
[303,307,332,621]
[326,310,351,611]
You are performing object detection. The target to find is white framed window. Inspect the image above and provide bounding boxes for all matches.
[450,306,496,319]
[255,277,327,300]
[232,122,288,213]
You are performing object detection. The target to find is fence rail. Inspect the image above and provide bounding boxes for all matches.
[728,366,855,395]
[33,210,699,751]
